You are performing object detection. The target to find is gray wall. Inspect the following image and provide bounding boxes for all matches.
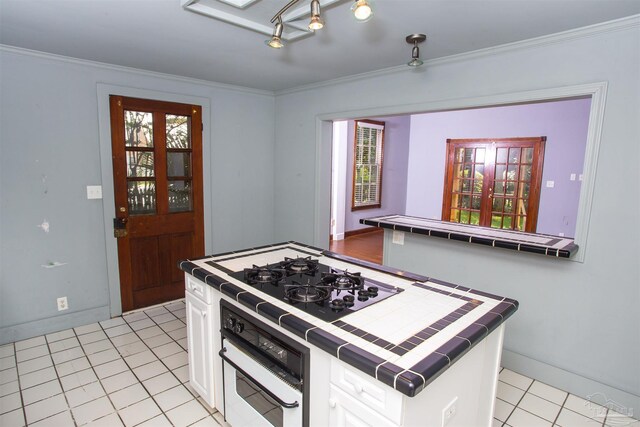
[344,116,410,232]
[273,21,639,408]
[0,48,276,343]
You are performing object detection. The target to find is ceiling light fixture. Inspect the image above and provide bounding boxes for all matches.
[267,0,372,48]
[406,34,426,67]
[266,19,285,48]
[308,0,324,31]
[351,0,373,22]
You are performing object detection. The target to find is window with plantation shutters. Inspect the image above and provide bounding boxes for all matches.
[352,120,385,210]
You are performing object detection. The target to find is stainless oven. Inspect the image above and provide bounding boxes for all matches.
[219,300,310,427]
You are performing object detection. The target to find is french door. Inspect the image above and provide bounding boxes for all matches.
[110,96,204,312]
[442,137,545,233]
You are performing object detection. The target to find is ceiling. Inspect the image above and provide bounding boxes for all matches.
[1,0,638,92]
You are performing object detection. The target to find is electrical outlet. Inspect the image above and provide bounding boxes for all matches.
[57,297,68,311]
[546,180,555,188]
[570,173,576,181]
[442,397,458,427]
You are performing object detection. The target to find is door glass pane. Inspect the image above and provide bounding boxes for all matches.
[127,181,156,215]
[504,198,514,213]
[472,196,481,209]
[507,165,518,181]
[517,215,527,231]
[520,165,532,182]
[461,195,471,208]
[473,178,483,194]
[463,164,473,178]
[452,178,462,192]
[491,214,502,228]
[503,216,513,229]
[506,182,516,196]
[167,153,191,177]
[125,111,153,147]
[464,148,474,163]
[236,371,283,427]
[166,115,191,149]
[460,210,470,224]
[523,147,533,164]
[475,148,485,163]
[126,152,154,177]
[470,211,480,225]
[168,180,192,212]
[492,198,503,212]
[523,183,531,198]
[475,164,484,178]
[462,180,471,193]
[509,148,521,164]
[455,148,464,163]
[495,165,507,180]
[454,163,464,178]
[494,181,505,195]
[450,209,460,222]
[496,148,508,164]
[451,194,460,208]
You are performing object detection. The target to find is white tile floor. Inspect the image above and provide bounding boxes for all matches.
[0,300,637,427]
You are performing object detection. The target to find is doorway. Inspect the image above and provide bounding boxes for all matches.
[109,96,205,311]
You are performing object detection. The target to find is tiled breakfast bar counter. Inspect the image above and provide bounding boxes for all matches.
[180,242,518,427]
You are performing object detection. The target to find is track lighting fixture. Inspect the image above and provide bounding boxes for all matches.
[266,19,285,49]
[351,0,373,22]
[406,34,426,67]
[266,0,373,48]
[308,0,324,31]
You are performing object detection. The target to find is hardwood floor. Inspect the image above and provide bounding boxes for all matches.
[329,229,384,264]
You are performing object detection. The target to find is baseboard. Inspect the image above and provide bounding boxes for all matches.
[501,349,639,416]
[344,227,380,238]
[0,305,111,345]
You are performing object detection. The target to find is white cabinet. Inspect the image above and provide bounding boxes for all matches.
[329,385,398,427]
[186,282,215,407]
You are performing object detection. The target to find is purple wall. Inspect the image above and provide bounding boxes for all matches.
[344,116,410,232]
[405,98,592,237]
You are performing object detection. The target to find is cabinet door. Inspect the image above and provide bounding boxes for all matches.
[329,385,399,427]
[186,291,215,407]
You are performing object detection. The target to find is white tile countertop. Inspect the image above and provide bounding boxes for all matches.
[179,241,518,397]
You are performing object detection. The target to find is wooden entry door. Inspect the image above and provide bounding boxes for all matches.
[110,96,204,312]
[442,137,545,233]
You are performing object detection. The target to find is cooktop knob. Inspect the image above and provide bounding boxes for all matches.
[233,322,244,334]
[225,317,236,330]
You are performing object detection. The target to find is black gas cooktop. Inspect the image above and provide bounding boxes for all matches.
[229,256,403,322]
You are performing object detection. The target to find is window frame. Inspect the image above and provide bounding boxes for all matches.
[351,119,385,211]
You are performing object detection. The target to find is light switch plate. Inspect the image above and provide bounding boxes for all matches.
[392,230,405,245]
[546,181,555,188]
[570,173,576,181]
[86,185,102,199]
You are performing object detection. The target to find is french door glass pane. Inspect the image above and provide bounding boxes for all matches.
[126,151,154,177]
[470,211,480,225]
[520,165,532,182]
[507,165,518,180]
[166,115,191,149]
[472,196,481,209]
[517,215,527,231]
[504,198,514,213]
[523,147,533,164]
[125,111,153,147]
[475,148,485,163]
[168,180,192,212]
[509,148,521,164]
[492,198,504,212]
[491,214,502,228]
[127,181,156,215]
[167,152,191,177]
[460,210,470,223]
[496,148,508,164]
[503,216,513,229]
[450,209,460,222]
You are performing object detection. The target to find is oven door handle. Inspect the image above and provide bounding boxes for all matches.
[219,348,300,409]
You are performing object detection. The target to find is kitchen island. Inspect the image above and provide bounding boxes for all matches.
[180,241,518,427]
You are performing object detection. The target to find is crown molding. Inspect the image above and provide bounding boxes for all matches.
[0,44,274,97]
[276,14,640,96]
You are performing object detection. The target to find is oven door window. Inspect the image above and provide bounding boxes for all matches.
[236,371,283,427]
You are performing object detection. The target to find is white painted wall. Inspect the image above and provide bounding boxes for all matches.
[0,47,276,343]
[273,20,640,409]
[331,121,347,240]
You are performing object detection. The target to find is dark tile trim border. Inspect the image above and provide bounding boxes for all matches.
[360,217,578,259]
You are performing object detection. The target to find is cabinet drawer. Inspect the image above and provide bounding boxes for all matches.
[331,358,403,425]
[329,384,399,427]
[185,275,212,304]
